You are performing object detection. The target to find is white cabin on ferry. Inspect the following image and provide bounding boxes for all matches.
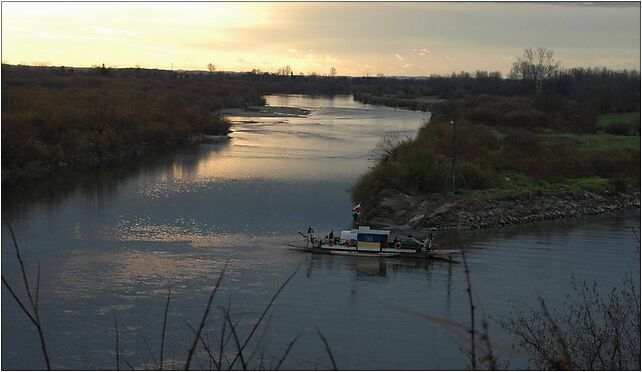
[339,226,390,251]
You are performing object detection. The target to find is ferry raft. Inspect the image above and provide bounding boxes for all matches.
[287,226,460,262]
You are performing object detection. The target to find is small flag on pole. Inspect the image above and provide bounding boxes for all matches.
[352,203,361,212]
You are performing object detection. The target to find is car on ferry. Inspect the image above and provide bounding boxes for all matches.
[389,236,425,251]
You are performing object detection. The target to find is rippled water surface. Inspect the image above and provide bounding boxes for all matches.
[2,95,639,370]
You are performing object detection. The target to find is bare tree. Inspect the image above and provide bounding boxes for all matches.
[329,66,337,77]
[277,65,292,76]
[509,47,560,94]
[369,134,410,165]
[207,63,216,73]
[501,277,640,370]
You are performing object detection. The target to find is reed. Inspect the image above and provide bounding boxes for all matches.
[140,336,159,369]
[115,314,121,371]
[1,223,51,370]
[184,321,220,370]
[159,284,171,370]
[227,267,299,370]
[316,329,337,371]
[225,310,248,370]
[184,263,228,370]
[461,250,477,369]
[274,334,301,370]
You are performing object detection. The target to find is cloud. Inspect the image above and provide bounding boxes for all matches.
[493,53,514,61]
[35,31,62,40]
[412,48,430,56]
[402,63,412,69]
[287,48,298,54]
[395,53,405,61]
[325,54,337,64]
[91,27,141,37]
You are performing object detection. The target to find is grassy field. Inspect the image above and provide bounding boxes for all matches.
[597,112,640,128]
[548,132,640,152]
[595,112,640,135]
[352,95,640,207]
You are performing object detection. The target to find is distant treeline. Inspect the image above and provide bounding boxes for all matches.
[13,63,639,111]
[354,68,640,114]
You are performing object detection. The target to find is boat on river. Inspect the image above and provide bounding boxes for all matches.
[287,226,460,262]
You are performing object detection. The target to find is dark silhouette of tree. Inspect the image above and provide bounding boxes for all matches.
[509,47,560,94]
[277,65,292,76]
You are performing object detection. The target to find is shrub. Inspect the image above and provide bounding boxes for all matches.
[457,161,502,190]
[1,69,262,168]
[503,109,547,128]
[501,278,640,370]
[534,93,567,113]
[369,134,411,165]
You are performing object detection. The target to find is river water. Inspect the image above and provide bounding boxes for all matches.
[2,95,639,370]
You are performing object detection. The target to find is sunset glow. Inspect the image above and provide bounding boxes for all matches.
[2,2,640,76]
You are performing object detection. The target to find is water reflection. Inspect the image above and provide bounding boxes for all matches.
[2,142,217,221]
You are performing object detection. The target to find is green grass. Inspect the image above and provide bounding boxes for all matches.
[547,133,640,152]
[455,174,613,201]
[596,112,640,129]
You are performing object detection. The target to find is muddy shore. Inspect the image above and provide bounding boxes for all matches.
[361,189,641,231]
[218,105,311,117]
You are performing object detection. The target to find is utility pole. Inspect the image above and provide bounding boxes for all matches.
[450,117,457,193]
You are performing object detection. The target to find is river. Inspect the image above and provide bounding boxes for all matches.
[2,94,639,370]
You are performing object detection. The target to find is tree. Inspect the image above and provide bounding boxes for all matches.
[509,47,560,94]
[207,63,216,73]
[277,65,292,76]
[329,66,337,77]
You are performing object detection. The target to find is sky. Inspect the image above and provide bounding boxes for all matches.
[2,1,640,76]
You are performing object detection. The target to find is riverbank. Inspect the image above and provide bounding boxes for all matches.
[2,66,265,183]
[352,93,640,231]
[1,135,230,183]
[362,189,640,231]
